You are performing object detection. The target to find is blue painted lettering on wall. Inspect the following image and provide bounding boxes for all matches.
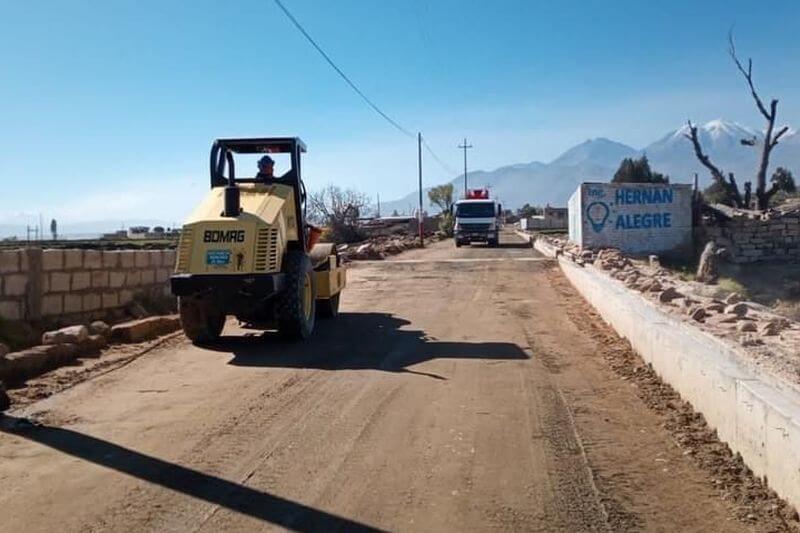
[587,187,606,199]
[615,212,672,229]
[615,188,673,205]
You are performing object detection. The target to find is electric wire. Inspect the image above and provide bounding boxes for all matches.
[422,136,458,176]
[273,0,414,139]
[273,0,458,179]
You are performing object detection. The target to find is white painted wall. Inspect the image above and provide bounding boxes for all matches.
[568,183,692,255]
[568,188,582,245]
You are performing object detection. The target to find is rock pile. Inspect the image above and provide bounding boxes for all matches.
[0,315,180,396]
[42,324,108,355]
[337,234,428,261]
[539,235,799,349]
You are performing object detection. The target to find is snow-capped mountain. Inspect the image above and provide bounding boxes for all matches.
[378,119,800,214]
[645,119,800,186]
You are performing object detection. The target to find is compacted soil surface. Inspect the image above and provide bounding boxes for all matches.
[0,231,794,532]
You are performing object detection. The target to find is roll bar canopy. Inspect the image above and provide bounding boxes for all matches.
[209,136,309,250]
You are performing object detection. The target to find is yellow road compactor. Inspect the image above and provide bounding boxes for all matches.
[171,137,346,343]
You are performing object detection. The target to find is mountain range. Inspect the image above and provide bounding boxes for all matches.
[379,119,800,215]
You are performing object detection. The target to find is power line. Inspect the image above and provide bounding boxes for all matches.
[421,136,458,176]
[273,0,414,139]
[273,0,459,184]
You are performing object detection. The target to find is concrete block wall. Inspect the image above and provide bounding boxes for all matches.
[702,211,800,263]
[0,248,176,322]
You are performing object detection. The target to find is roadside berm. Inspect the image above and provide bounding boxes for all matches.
[535,234,800,512]
[0,315,181,410]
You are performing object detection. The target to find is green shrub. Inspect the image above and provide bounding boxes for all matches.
[438,212,454,237]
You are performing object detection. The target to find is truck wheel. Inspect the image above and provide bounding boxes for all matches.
[179,296,225,344]
[455,240,462,248]
[276,251,316,340]
[489,238,499,248]
[317,293,340,318]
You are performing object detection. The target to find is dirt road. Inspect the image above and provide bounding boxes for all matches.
[0,231,763,531]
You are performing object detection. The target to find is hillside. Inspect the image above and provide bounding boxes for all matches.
[380,120,800,214]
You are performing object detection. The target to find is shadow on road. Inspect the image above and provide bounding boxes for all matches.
[0,415,384,532]
[497,241,532,249]
[206,312,528,379]
[458,241,531,250]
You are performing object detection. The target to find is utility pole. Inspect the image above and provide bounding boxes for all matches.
[376,193,381,218]
[458,138,473,197]
[418,132,424,247]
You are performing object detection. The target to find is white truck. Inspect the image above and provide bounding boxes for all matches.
[453,189,502,247]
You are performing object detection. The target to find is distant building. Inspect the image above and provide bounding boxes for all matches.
[127,226,150,240]
[101,230,127,240]
[519,205,568,231]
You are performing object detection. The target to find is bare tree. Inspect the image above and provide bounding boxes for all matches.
[729,31,790,209]
[685,121,745,207]
[308,185,369,243]
[686,32,792,210]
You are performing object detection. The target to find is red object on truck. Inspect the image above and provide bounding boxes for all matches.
[466,188,489,199]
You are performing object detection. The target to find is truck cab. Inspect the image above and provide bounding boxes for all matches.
[453,189,501,247]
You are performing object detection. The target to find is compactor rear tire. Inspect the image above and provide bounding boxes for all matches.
[276,251,316,340]
[179,296,225,344]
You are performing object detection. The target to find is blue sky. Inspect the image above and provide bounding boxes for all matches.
[1,0,799,228]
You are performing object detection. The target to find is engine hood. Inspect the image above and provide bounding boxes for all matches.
[184,183,294,226]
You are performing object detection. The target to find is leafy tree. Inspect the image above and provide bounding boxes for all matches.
[427,183,454,213]
[427,183,456,236]
[701,180,732,205]
[517,203,542,218]
[438,212,455,237]
[611,156,669,184]
[50,219,57,240]
[768,167,798,206]
[703,166,797,208]
[771,167,796,194]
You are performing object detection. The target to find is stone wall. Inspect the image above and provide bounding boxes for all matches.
[701,205,800,264]
[0,248,176,323]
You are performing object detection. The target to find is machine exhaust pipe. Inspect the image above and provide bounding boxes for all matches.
[223,185,240,217]
[218,147,240,218]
